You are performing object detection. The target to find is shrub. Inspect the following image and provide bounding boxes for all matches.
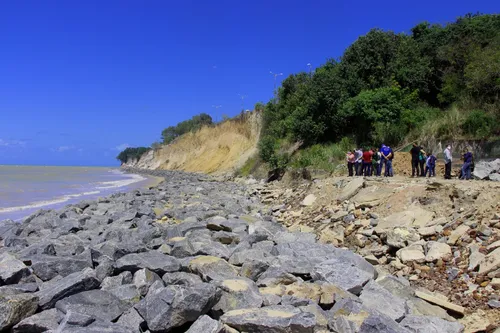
[461,110,496,138]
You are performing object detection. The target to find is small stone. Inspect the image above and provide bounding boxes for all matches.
[447,225,470,245]
[488,299,500,308]
[477,224,492,237]
[301,194,317,206]
[425,242,451,262]
[364,255,379,265]
[396,245,425,264]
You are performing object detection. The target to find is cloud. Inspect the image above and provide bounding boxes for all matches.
[115,143,130,151]
[0,139,26,147]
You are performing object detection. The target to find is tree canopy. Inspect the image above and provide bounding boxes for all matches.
[161,113,213,144]
[116,147,151,164]
[259,14,500,167]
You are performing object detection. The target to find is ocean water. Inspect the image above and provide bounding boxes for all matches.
[0,165,157,221]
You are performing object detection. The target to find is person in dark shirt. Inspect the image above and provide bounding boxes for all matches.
[410,143,422,177]
[418,148,427,177]
[460,148,473,180]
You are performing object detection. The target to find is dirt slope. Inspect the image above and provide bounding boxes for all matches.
[125,112,261,174]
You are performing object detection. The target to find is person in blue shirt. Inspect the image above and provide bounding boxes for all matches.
[380,144,394,177]
[460,148,473,180]
[425,152,437,177]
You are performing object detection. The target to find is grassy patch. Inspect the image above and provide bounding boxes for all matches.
[237,155,260,177]
[289,138,354,172]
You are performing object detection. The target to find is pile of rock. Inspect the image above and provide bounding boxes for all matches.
[254,177,500,317]
[0,170,469,332]
[473,158,500,181]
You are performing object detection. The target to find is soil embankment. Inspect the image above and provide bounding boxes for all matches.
[124,112,261,175]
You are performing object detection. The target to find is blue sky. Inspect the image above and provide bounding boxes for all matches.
[0,0,497,166]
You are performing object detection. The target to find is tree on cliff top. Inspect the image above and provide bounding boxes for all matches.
[116,147,151,164]
[161,113,213,144]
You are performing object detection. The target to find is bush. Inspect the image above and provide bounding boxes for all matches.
[461,110,496,138]
[161,113,213,144]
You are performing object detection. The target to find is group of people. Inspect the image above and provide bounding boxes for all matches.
[346,143,475,180]
[409,143,437,178]
[346,144,394,177]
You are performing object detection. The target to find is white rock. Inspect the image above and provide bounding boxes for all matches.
[301,194,317,207]
[447,225,470,245]
[418,226,436,237]
[397,245,425,264]
[479,247,500,274]
[425,242,451,262]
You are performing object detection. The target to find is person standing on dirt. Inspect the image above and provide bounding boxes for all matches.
[410,143,423,177]
[380,144,391,177]
[444,144,452,179]
[354,147,363,176]
[425,152,437,177]
[460,148,473,180]
[362,147,373,176]
[418,148,427,177]
[372,147,381,176]
[386,145,394,177]
[346,151,355,177]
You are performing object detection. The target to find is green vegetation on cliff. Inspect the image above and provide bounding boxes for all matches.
[161,113,213,144]
[259,13,500,170]
[116,147,151,164]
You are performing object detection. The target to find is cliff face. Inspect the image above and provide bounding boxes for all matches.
[124,111,261,174]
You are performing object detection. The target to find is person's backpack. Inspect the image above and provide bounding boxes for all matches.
[430,155,437,164]
[419,151,425,161]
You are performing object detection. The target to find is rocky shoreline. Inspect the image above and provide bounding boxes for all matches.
[0,169,482,332]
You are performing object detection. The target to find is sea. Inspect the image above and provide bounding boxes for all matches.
[0,165,158,222]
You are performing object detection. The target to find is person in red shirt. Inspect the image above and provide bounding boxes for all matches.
[362,148,373,176]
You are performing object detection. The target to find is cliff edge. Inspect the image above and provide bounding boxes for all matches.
[124,111,261,175]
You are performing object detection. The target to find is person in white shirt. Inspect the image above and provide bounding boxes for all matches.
[443,145,452,179]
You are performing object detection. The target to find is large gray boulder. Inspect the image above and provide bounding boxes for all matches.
[0,292,39,331]
[186,315,224,333]
[116,308,145,333]
[100,271,133,290]
[400,315,464,333]
[359,280,407,322]
[187,256,239,281]
[135,283,221,332]
[12,308,62,333]
[36,267,100,310]
[114,251,180,275]
[55,289,129,322]
[312,253,376,295]
[473,159,500,180]
[107,284,141,306]
[162,271,203,286]
[133,268,162,296]
[212,279,263,313]
[359,313,411,333]
[29,253,92,281]
[220,305,316,333]
[0,253,31,285]
[229,249,271,266]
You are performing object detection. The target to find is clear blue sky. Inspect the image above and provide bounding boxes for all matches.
[0,0,497,166]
